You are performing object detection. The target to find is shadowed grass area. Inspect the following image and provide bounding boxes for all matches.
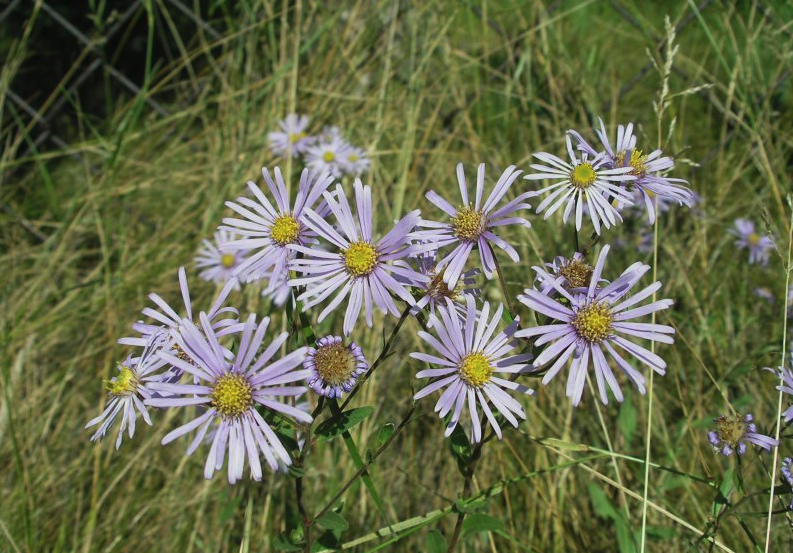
[2,0,793,551]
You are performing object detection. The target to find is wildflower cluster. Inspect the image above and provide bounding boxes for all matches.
[268,114,369,178]
[86,112,793,545]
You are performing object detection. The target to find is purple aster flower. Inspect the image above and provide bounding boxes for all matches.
[525,135,635,234]
[305,135,352,178]
[259,263,292,307]
[195,230,248,289]
[730,218,773,266]
[86,335,170,449]
[767,356,793,423]
[268,113,315,158]
[118,267,240,355]
[515,245,675,406]
[147,313,312,483]
[304,336,368,398]
[534,252,595,297]
[781,458,793,509]
[707,413,778,456]
[289,180,427,336]
[341,145,370,176]
[220,167,335,287]
[412,296,534,443]
[570,118,693,224]
[397,249,480,319]
[412,163,531,289]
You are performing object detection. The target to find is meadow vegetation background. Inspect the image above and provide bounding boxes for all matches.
[2,0,793,551]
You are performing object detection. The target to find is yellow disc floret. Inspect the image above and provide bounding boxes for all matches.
[211,373,253,418]
[343,242,378,277]
[748,233,761,246]
[459,352,493,388]
[288,131,306,144]
[220,253,236,268]
[348,153,359,162]
[572,302,613,343]
[270,215,300,246]
[452,207,485,242]
[428,271,458,301]
[105,366,138,396]
[571,163,596,189]
[314,343,356,386]
[628,149,648,176]
[323,151,336,162]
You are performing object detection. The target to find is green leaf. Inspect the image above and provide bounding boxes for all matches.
[316,511,349,532]
[378,422,395,445]
[461,513,504,537]
[425,529,447,553]
[315,406,374,442]
[448,424,472,475]
[272,532,303,551]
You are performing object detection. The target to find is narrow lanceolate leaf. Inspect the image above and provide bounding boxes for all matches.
[315,406,374,442]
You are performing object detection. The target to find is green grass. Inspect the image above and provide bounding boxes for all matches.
[2,0,793,551]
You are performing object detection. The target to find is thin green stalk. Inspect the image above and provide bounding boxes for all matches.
[763,200,793,552]
[489,243,519,321]
[328,399,391,525]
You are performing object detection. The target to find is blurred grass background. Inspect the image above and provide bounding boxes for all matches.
[2,0,793,551]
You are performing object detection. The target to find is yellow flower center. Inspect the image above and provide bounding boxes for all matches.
[343,241,378,277]
[220,252,236,268]
[571,163,596,189]
[348,153,359,162]
[288,132,306,144]
[314,343,357,386]
[614,150,626,167]
[104,366,138,396]
[451,207,485,242]
[629,149,648,176]
[270,215,300,246]
[323,151,336,162]
[211,373,253,418]
[714,415,748,447]
[459,352,493,388]
[572,302,613,343]
[558,259,593,289]
[748,233,761,246]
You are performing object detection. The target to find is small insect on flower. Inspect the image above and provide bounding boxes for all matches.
[289,180,427,336]
[305,135,353,178]
[707,413,778,456]
[516,245,675,406]
[195,230,248,288]
[268,113,315,158]
[412,296,533,443]
[220,167,335,287]
[147,313,312,484]
[412,163,532,289]
[86,334,170,449]
[304,336,368,398]
[730,218,773,266]
[525,135,635,234]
